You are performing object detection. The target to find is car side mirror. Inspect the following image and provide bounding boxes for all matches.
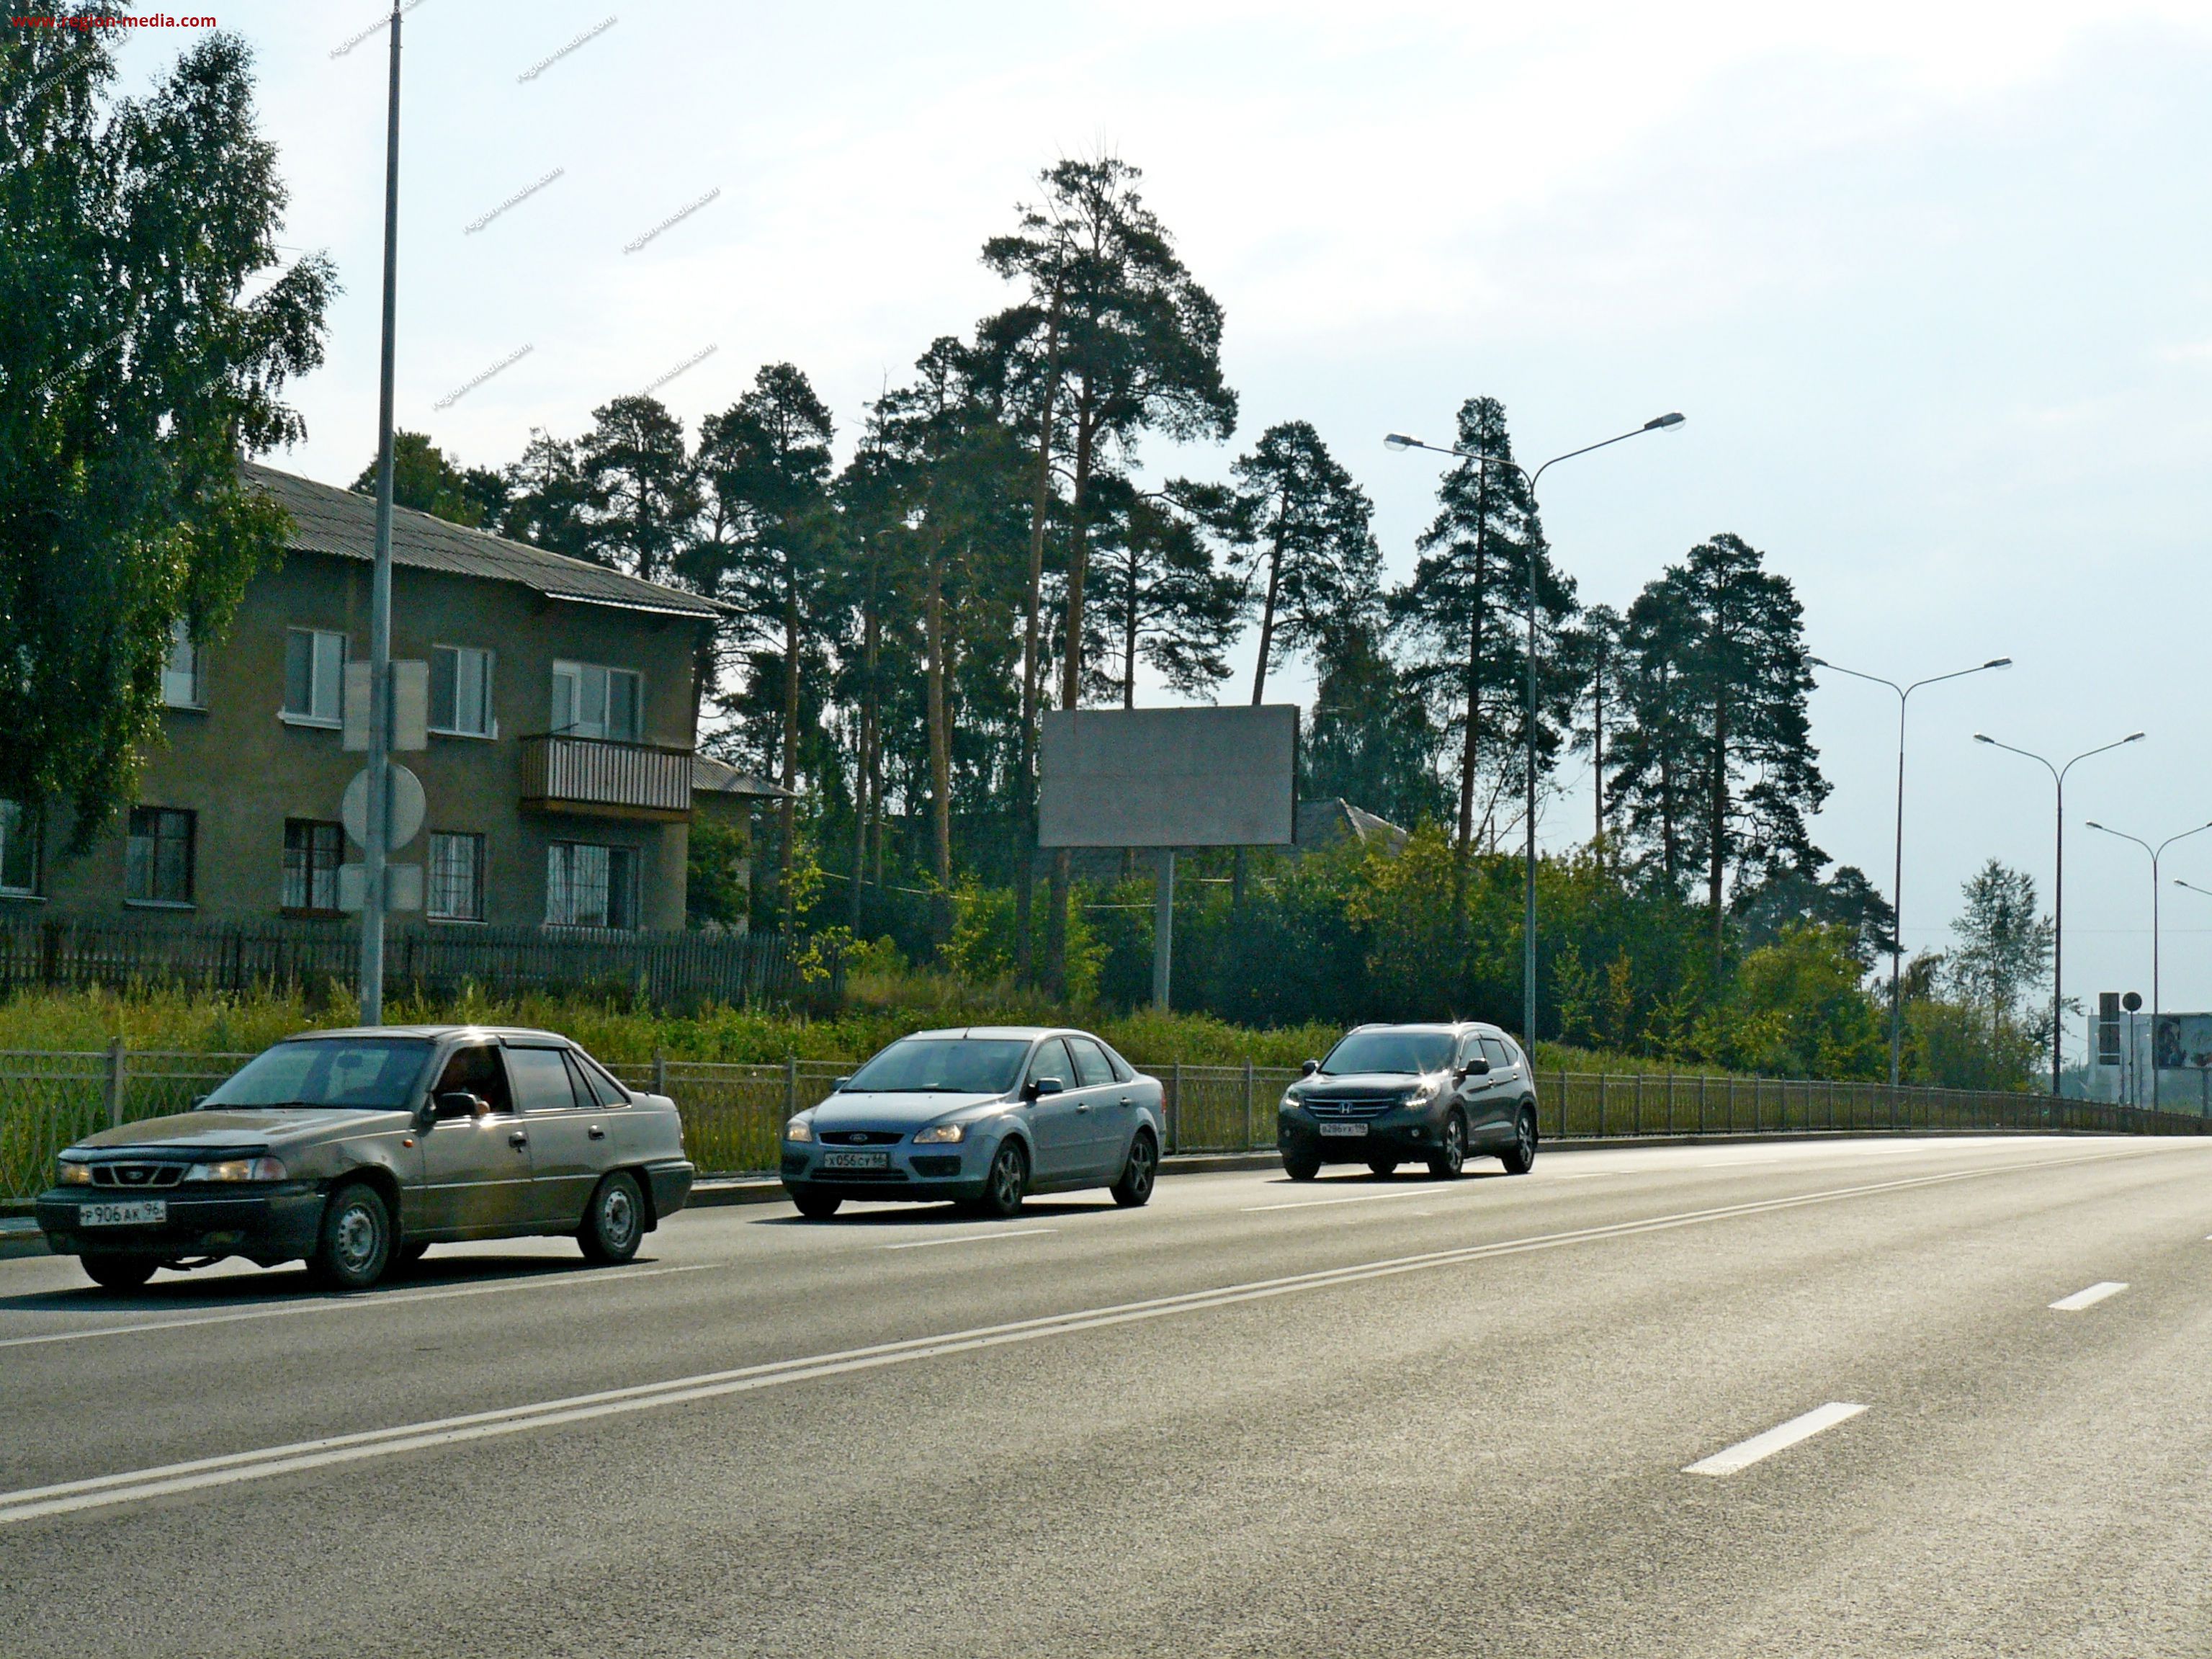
[190,1094,210,1111]
[1463,1057,1490,1078]
[1300,1059,1320,1077]
[1026,1076,1065,1099]
[434,1090,490,1121]
[833,1076,851,1091]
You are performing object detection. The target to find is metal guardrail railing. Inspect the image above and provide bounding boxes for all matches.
[0,1049,2202,1202]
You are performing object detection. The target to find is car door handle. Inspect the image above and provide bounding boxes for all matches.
[508,1131,529,1148]
[1075,1102,1091,1113]
[587,1126,606,1140]
[1118,1096,1132,1108]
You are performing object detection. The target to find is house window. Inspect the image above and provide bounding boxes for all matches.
[545,841,638,930]
[282,819,344,913]
[430,645,495,737]
[428,831,486,921]
[0,800,39,896]
[125,807,194,905]
[282,628,346,725]
[550,661,642,742]
[161,620,205,710]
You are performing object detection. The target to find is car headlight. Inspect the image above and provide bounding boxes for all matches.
[1279,1092,1302,1112]
[784,1117,815,1142]
[1400,1082,1439,1108]
[56,1155,92,1186]
[184,1155,288,1183]
[913,1122,967,1145]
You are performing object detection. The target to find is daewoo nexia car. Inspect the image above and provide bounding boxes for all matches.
[1277,1021,1540,1181]
[36,1027,694,1293]
[782,1027,1165,1218]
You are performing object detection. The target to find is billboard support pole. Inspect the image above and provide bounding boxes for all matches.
[1152,849,1175,1011]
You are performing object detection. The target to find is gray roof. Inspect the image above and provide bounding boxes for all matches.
[691,756,792,800]
[244,462,725,622]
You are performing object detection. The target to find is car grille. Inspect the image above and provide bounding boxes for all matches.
[820,1130,903,1145]
[89,1162,187,1189]
[824,1167,910,1183]
[1304,1095,1402,1121]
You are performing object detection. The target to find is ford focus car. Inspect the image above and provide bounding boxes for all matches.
[781,1027,1165,1218]
[36,1026,695,1293]
[1277,1021,1540,1181]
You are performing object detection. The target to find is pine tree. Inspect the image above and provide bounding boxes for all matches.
[980,156,1237,987]
[498,429,593,560]
[351,431,503,529]
[1610,534,1825,972]
[684,365,838,921]
[1389,396,1577,855]
[1228,421,1380,705]
[1083,478,1245,707]
[1303,618,1448,828]
[1947,859,2051,1042]
[575,395,698,585]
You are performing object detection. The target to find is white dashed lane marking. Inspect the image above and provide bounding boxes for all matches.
[1684,1403,1868,1476]
[2049,1281,2128,1312]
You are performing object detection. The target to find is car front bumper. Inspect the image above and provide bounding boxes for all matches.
[1279,1105,1448,1163]
[35,1186,326,1267]
[781,1145,987,1202]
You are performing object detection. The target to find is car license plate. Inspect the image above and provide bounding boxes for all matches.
[818,1150,890,1170]
[81,1199,166,1227]
[1317,1122,1368,1138]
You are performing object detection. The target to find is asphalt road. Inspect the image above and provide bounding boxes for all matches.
[4,1133,2211,1658]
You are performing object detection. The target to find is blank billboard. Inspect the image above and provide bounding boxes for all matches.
[1039,705,1297,849]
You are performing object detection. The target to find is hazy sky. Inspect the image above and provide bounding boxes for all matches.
[104,0,2212,1049]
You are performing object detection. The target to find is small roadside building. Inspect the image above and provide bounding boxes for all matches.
[6,464,783,933]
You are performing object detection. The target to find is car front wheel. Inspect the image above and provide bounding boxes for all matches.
[81,1254,157,1292]
[792,1189,843,1220]
[308,1181,393,1292]
[1427,1111,1467,1181]
[1282,1150,1320,1181]
[579,1171,645,1264]
[975,1140,1029,1219]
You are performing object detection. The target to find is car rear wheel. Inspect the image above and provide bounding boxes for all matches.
[792,1189,843,1220]
[392,1240,431,1271]
[1426,1111,1467,1181]
[1366,1158,1399,1178]
[1500,1109,1538,1174]
[308,1181,392,1292]
[1282,1150,1320,1181]
[975,1140,1029,1219]
[1111,1130,1158,1208]
[81,1254,157,1292]
[578,1171,645,1264]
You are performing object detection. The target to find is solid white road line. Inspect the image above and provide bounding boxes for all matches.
[884,1229,1057,1251]
[1684,1403,1867,1475]
[0,1261,718,1351]
[2049,1281,2128,1311]
[0,1149,2146,1527]
[1243,1186,1457,1212]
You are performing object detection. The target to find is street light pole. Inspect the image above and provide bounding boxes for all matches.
[1384,413,1685,1051]
[2085,818,2212,1111]
[1809,656,2012,1088]
[1972,731,2146,1094]
[360,0,403,1027]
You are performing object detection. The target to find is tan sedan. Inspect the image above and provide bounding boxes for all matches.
[35,1025,695,1292]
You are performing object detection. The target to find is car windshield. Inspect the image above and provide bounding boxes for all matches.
[200,1038,436,1112]
[1320,1030,1455,1077]
[844,1038,1031,1096]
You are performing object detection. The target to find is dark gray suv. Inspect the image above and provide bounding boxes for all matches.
[1277,1022,1539,1181]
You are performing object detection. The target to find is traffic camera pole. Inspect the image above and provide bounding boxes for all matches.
[361,0,403,1025]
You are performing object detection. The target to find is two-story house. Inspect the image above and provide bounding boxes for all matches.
[3,464,778,933]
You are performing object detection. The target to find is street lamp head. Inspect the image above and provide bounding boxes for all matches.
[2126,731,2147,743]
[1984,658,2013,670]
[1644,412,1687,430]
[1807,656,1829,668]
[1973,733,1994,745]
[1383,433,1418,452]
[2086,820,2105,831]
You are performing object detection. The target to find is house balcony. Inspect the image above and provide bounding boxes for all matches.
[519,734,693,821]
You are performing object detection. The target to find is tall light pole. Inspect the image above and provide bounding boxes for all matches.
[1383,413,1685,1050]
[1809,656,2012,1088]
[360,0,403,1026]
[1972,731,2145,1094]
[2084,818,2212,1110]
